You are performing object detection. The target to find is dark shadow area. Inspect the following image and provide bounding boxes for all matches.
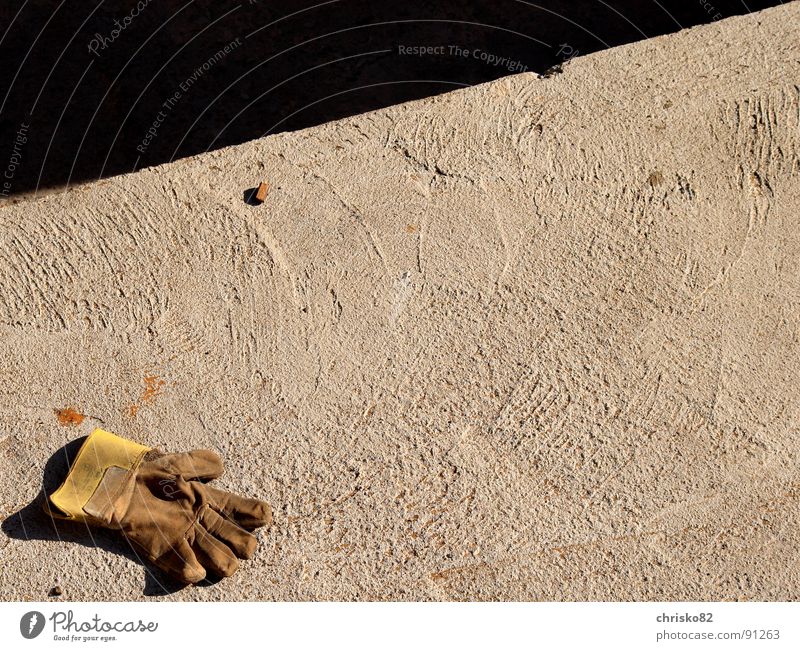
[0,436,218,597]
[243,186,260,205]
[0,0,783,197]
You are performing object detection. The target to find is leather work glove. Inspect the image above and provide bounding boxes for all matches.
[45,428,272,583]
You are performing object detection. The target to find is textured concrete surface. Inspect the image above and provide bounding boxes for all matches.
[1,3,799,601]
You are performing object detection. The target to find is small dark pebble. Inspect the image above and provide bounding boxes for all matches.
[541,64,563,79]
[49,585,63,597]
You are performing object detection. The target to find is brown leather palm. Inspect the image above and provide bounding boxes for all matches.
[83,449,272,583]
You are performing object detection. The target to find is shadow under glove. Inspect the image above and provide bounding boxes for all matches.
[46,428,272,583]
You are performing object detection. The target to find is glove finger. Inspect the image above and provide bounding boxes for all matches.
[192,522,240,577]
[155,450,223,481]
[150,538,207,584]
[200,483,273,529]
[201,506,258,559]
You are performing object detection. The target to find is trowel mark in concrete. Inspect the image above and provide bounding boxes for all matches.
[489,367,572,455]
[388,271,414,327]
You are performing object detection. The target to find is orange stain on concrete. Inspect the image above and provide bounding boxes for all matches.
[55,408,85,427]
[127,374,166,418]
[141,374,165,403]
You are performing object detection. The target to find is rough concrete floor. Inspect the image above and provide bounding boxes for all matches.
[1,3,799,601]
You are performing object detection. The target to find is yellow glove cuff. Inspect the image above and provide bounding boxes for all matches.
[48,428,151,522]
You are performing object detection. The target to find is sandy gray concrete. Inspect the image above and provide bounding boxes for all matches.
[1,3,799,601]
